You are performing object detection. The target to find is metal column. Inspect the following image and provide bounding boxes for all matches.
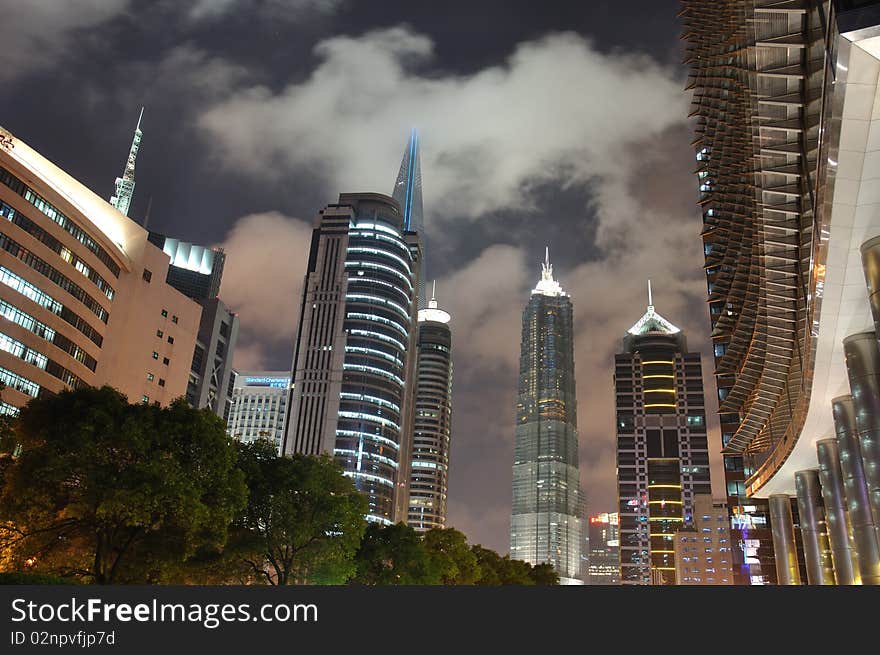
[843,331,880,545]
[769,494,801,585]
[794,470,835,584]
[833,395,880,584]
[816,439,859,584]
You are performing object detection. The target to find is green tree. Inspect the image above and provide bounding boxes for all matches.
[0,386,247,583]
[529,562,560,585]
[351,522,440,585]
[422,528,481,585]
[232,443,367,585]
[471,544,551,585]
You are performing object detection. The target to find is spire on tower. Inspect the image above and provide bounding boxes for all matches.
[533,246,566,297]
[392,128,423,233]
[110,107,144,217]
[648,279,653,308]
[627,279,680,335]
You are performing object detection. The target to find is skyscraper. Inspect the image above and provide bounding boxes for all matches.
[147,232,238,421]
[392,129,427,305]
[682,0,880,585]
[615,284,711,585]
[109,108,143,218]
[509,249,583,584]
[407,283,453,532]
[283,192,421,525]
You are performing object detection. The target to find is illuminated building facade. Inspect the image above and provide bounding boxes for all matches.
[226,371,290,453]
[510,250,583,584]
[407,285,453,531]
[283,192,421,525]
[587,512,620,584]
[0,126,201,411]
[682,0,880,584]
[148,232,238,420]
[674,496,734,585]
[615,284,711,585]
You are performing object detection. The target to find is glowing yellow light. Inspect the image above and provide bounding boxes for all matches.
[645,403,677,408]
[643,375,674,379]
[649,500,683,504]
[644,389,676,393]
[652,550,675,554]
[647,484,682,489]
[642,361,674,365]
[653,567,677,571]
[648,516,683,521]
[649,533,676,537]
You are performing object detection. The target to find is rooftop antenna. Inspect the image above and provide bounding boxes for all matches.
[648,279,653,308]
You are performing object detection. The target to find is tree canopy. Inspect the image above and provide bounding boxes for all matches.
[231,441,367,585]
[0,386,247,583]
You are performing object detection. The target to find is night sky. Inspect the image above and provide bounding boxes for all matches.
[1,0,723,554]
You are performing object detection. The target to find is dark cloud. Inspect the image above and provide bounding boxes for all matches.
[0,1,716,554]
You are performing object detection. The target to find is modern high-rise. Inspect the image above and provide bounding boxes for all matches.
[615,285,711,585]
[587,512,620,585]
[0,125,201,411]
[509,250,583,584]
[147,232,238,420]
[674,496,734,585]
[682,0,880,584]
[226,370,290,453]
[392,129,427,305]
[407,284,453,532]
[283,192,421,525]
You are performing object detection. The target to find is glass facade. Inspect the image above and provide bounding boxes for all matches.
[227,371,290,453]
[286,194,421,526]
[510,257,583,583]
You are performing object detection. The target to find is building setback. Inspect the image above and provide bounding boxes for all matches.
[615,284,711,585]
[407,285,453,531]
[510,250,583,584]
[0,126,201,410]
[226,370,290,453]
[146,232,238,421]
[283,192,421,525]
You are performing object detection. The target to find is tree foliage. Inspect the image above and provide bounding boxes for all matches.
[231,442,367,585]
[0,386,247,583]
[471,545,560,585]
[351,522,440,585]
[422,528,480,585]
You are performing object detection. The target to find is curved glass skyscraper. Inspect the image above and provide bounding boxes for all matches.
[407,286,453,531]
[284,193,421,525]
[509,251,583,584]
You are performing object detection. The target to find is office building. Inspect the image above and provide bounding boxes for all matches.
[682,0,880,584]
[510,250,583,584]
[587,512,620,585]
[674,496,733,585]
[615,284,711,585]
[283,192,421,525]
[147,232,238,420]
[407,284,453,532]
[226,371,290,452]
[0,126,200,411]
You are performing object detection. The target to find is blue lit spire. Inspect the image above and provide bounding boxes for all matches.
[110,107,143,217]
[392,128,423,234]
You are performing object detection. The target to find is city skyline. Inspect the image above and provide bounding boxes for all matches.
[0,0,722,554]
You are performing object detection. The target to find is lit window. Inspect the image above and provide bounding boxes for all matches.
[141,395,149,403]
[147,373,154,381]
[161,309,168,317]
[152,351,159,359]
